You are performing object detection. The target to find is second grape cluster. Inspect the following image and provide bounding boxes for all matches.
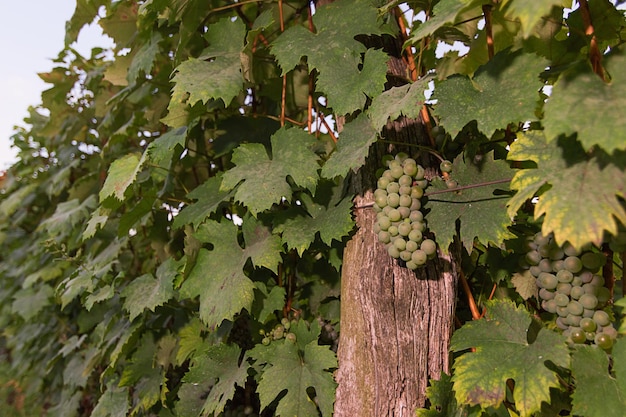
[373,153,436,270]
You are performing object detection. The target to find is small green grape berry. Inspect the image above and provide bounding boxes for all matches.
[439,160,453,173]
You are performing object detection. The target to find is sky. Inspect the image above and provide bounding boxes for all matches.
[0,1,113,170]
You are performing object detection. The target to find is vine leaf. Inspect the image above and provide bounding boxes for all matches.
[367,79,429,130]
[274,179,355,255]
[544,51,626,153]
[450,300,570,417]
[167,17,245,123]
[172,173,234,229]
[432,50,546,138]
[415,372,462,417]
[119,335,164,413]
[507,131,626,249]
[424,152,515,252]
[121,258,182,321]
[250,320,337,417]
[221,127,319,216]
[501,0,563,38]
[100,153,145,202]
[91,381,129,417]
[321,114,377,179]
[571,341,626,417]
[180,217,282,328]
[511,269,538,300]
[271,0,386,115]
[178,344,249,417]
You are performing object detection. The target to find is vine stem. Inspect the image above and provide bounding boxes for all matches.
[307,1,315,133]
[482,4,494,59]
[279,0,286,126]
[460,269,482,320]
[424,178,511,197]
[579,0,606,80]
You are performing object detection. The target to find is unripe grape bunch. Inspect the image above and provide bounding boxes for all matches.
[373,153,436,270]
[524,232,616,350]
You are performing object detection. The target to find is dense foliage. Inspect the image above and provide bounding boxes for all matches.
[1,0,626,416]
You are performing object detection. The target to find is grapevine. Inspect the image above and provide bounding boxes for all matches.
[524,232,616,350]
[373,153,435,270]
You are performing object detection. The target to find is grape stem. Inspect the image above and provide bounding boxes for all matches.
[424,178,511,196]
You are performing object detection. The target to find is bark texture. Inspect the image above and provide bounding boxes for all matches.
[335,115,459,416]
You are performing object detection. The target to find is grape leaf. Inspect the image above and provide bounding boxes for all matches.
[65,0,107,46]
[121,258,182,321]
[409,0,483,42]
[100,153,145,201]
[274,180,354,255]
[172,173,233,229]
[571,342,626,417]
[99,2,137,50]
[41,196,97,239]
[179,344,249,416]
[507,131,626,249]
[169,17,245,113]
[250,320,337,417]
[220,127,320,216]
[146,126,187,168]
[450,299,569,417]
[367,78,430,130]
[127,32,162,82]
[511,269,538,300]
[271,0,386,115]
[252,282,287,324]
[544,51,626,153]
[424,152,515,252]
[91,382,129,417]
[12,285,54,321]
[501,0,563,38]
[321,113,378,179]
[432,50,546,138]
[119,335,164,413]
[415,373,462,417]
[180,217,282,328]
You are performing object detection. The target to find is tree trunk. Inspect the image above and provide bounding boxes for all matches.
[334,115,459,416]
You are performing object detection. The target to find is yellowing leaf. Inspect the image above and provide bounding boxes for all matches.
[99,153,145,201]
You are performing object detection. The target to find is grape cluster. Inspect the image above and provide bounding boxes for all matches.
[525,233,616,349]
[373,153,436,270]
[260,318,297,345]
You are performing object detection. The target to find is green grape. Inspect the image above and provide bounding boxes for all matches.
[390,165,404,179]
[389,159,402,169]
[386,181,400,194]
[548,246,565,261]
[533,233,551,247]
[410,198,421,211]
[579,293,598,309]
[398,222,412,237]
[400,250,412,261]
[537,258,552,272]
[406,261,419,270]
[594,332,614,350]
[580,317,597,332]
[539,288,555,300]
[566,300,583,316]
[395,152,409,163]
[262,337,271,345]
[281,317,291,330]
[593,310,611,327]
[420,239,437,256]
[387,193,400,208]
[405,240,418,252]
[542,299,557,314]
[570,286,584,300]
[374,187,387,198]
[403,160,418,176]
[381,154,394,167]
[273,324,285,340]
[563,241,580,257]
[602,325,618,339]
[388,225,399,237]
[566,314,582,327]
[382,169,394,181]
[409,210,423,222]
[378,231,391,244]
[596,287,611,305]
[399,174,413,187]
[556,317,568,330]
[580,271,593,283]
[411,249,427,265]
[377,177,390,190]
[375,194,388,208]
[582,308,595,318]
[525,250,541,266]
[412,221,426,232]
[538,272,558,290]
[581,252,606,271]
[378,216,391,231]
[564,256,583,273]
[393,237,407,251]
[585,331,595,341]
[552,260,564,271]
[408,229,423,243]
[374,222,381,234]
[414,165,426,180]
[388,245,401,259]
[582,283,597,295]
[537,243,553,258]
[590,274,604,287]
[399,185,412,196]
[399,194,412,207]
[388,209,401,222]
[529,266,542,277]
[556,269,573,283]
[556,282,572,296]
[554,293,569,307]
[410,186,424,199]
[571,275,583,287]
[398,206,411,219]
[570,328,586,344]
[445,179,458,189]
[382,205,393,215]
[439,160,453,173]
[415,179,428,188]
[556,306,569,317]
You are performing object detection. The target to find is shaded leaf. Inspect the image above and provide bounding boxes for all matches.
[172,173,233,229]
[507,131,626,249]
[408,0,486,42]
[544,51,626,153]
[367,79,429,130]
[100,153,145,201]
[221,128,319,216]
[416,373,463,417]
[511,269,538,300]
[501,0,563,38]
[451,300,569,416]
[433,50,546,137]
[91,382,129,417]
[321,113,378,179]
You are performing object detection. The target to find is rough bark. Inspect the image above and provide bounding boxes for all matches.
[334,115,459,416]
